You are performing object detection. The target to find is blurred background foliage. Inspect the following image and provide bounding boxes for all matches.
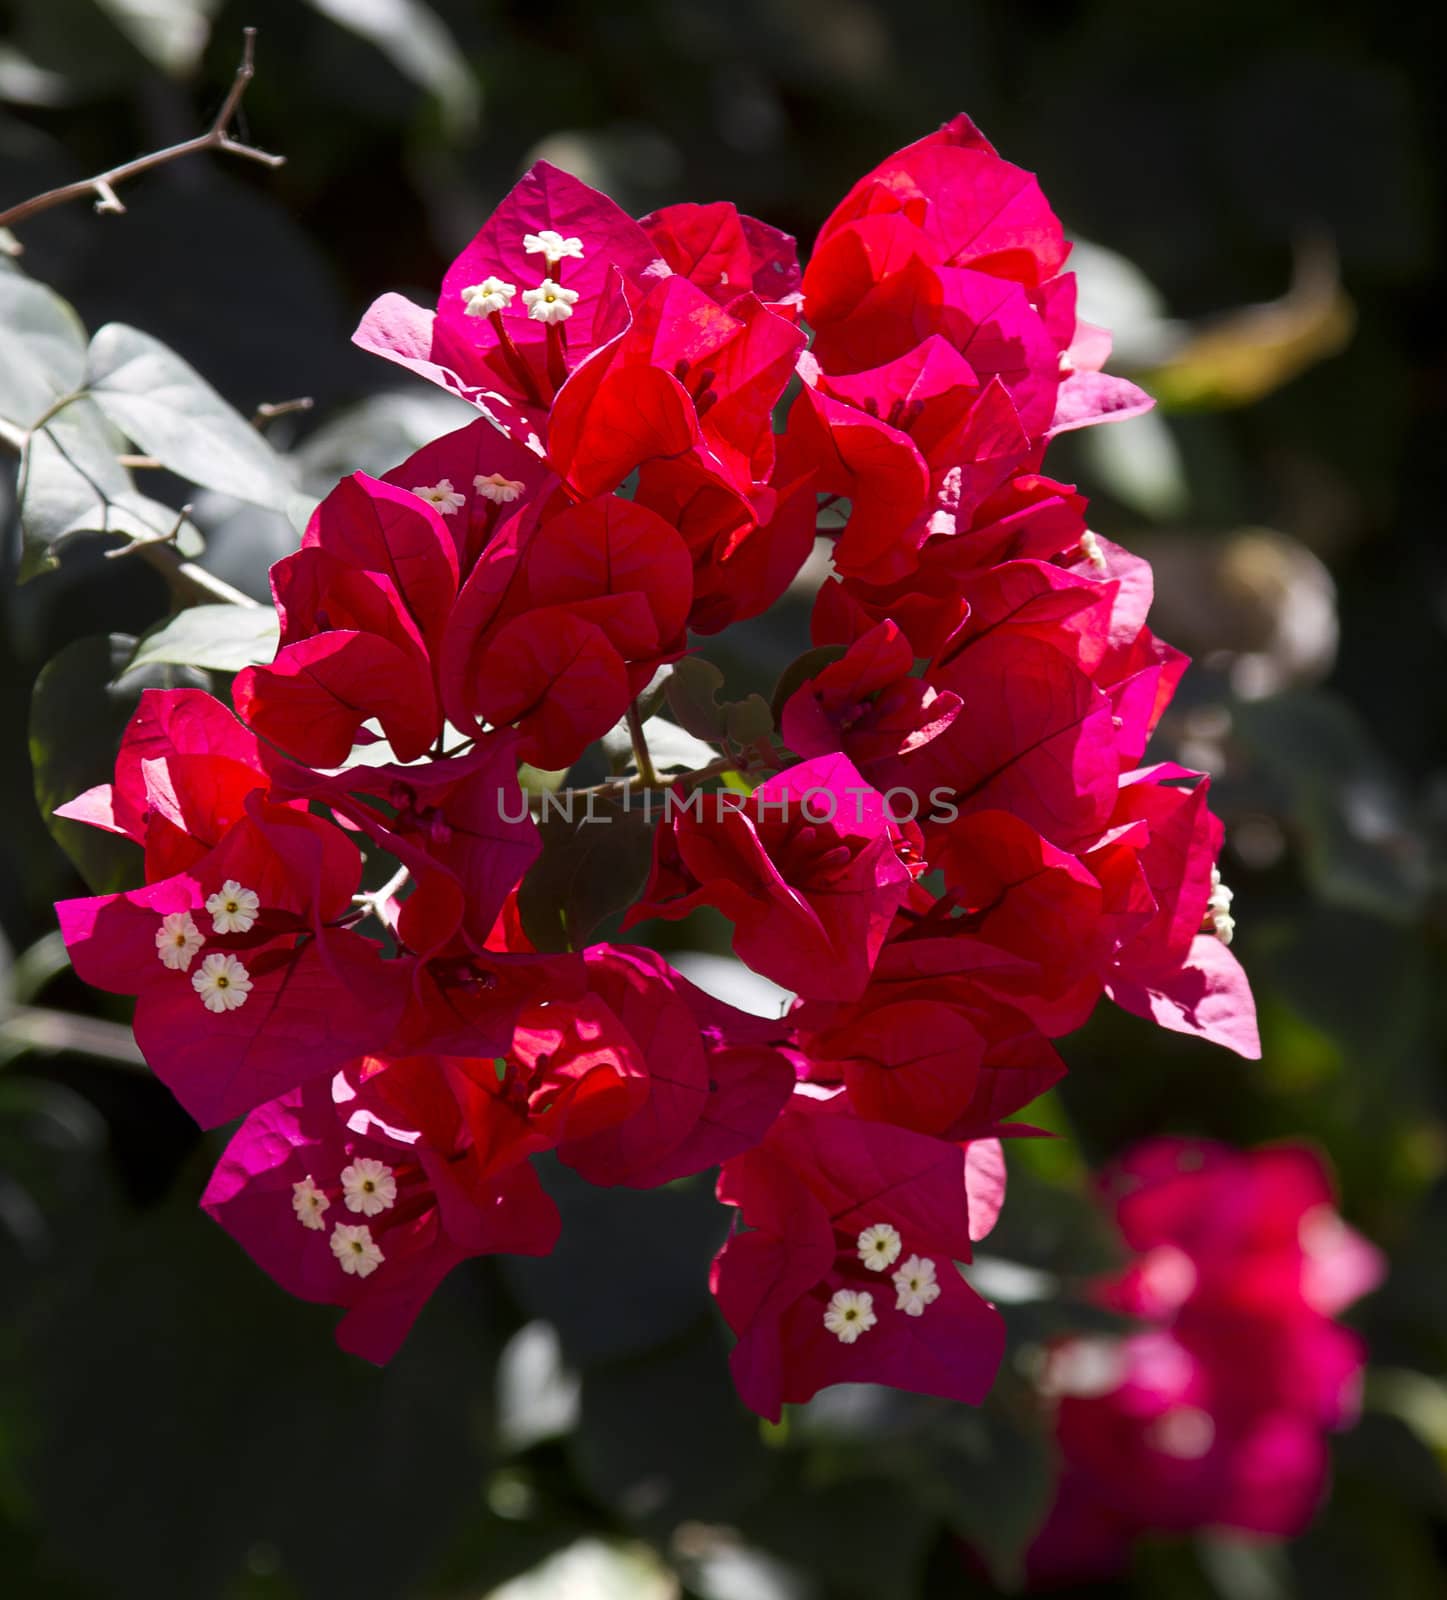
[0,0,1443,1596]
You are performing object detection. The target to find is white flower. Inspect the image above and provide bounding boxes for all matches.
[857,1222,903,1272]
[461,276,517,317]
[823,1288,877,1344]
[191,951,253,1013]
[892,1254,942,1316]
[331,1223,385,1278]
[204,878,260,935]
[411,477,466,515]
[292,1175,330,1231]
[155,911,203,971]
[1078,529,1108,576]
[522,278,579,325]
[474,471,526,504]
[341,1156,398,1217]
[1205,865,1236,946]
[523,229,584,261]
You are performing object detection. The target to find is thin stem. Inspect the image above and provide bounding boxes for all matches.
[0,30,284,235]
[626,701,660,789]
[22,389,87,440]
[106,502,192,560]
[137,543,261,608]
[350,863,412,929]
[252,396,314,429]
[488,311,545,407]
[545,321,569,394]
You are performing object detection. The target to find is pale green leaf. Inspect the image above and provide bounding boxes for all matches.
[129,604,279,673]
[16,397,200,580]
[0,262,88,428]
[85,323,295,510]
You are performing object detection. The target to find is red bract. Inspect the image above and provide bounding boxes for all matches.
[382,416,553,570]
[440,492,693,768]
[57,792,407,1127]
[627,755,924,1002]
[1026,1140,1383,1583]
[505,944,793,1188]
[235,472,458,765]
[355,161,662,445]
[51,115,1262,1430]
[272,733,541,955]
[811,471,1093,657]
[787,343,1031,583]
[780,619,962,775]
[815,115,1066,289]
[55,686,281,879]
[639,201,802,312]
[202,1065,559,1363]
[712,1098,1007,1419]
[551,277,802,493]
[790,932,1067,1135]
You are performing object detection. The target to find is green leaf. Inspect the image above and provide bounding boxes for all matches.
[15,396,198,580]
[499,1162,729,1367]
[733,1457,936,1600]
[601,714,716,778]
[129,605,279,673]
[664,657,730,743]
[769,643,846,726]
[1233,691,1429,921]
[15,1157,498,1600]
[725,693,774,748]
[1077,404,1189,521]
[0,262,87,428]
[302,0,479,134]
[29,633,206,893]
[571,1320,773,1530]
[90,0,219,74]
[797,1377,1055,1588]
[85,323,295,510]
[663,658,774,751]
[516,797,655,954]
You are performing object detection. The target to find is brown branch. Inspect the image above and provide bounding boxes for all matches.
[0,29,284,235]
[251,396,314,429]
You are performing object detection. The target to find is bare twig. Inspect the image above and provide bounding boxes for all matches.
[251,396,314,429]
[105,502,192,559]
[137,543,262,608]
[0,29,284,235]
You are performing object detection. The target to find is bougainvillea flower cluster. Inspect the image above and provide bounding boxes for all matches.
[55,115,1264,1418]
[1026,1139,1383,1584]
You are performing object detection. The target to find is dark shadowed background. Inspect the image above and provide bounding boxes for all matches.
[1,1,1443,1596]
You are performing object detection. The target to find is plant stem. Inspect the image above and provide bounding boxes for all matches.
[138,543,261,608]
[0,30,283,235]
[626,700,660,788]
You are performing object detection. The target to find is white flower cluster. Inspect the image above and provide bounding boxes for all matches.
[291,1157,399,1278]
[409,474,528,517]
[823,1221,945,1343]
[154,879,262,1011]
[1205,865,1235,946]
